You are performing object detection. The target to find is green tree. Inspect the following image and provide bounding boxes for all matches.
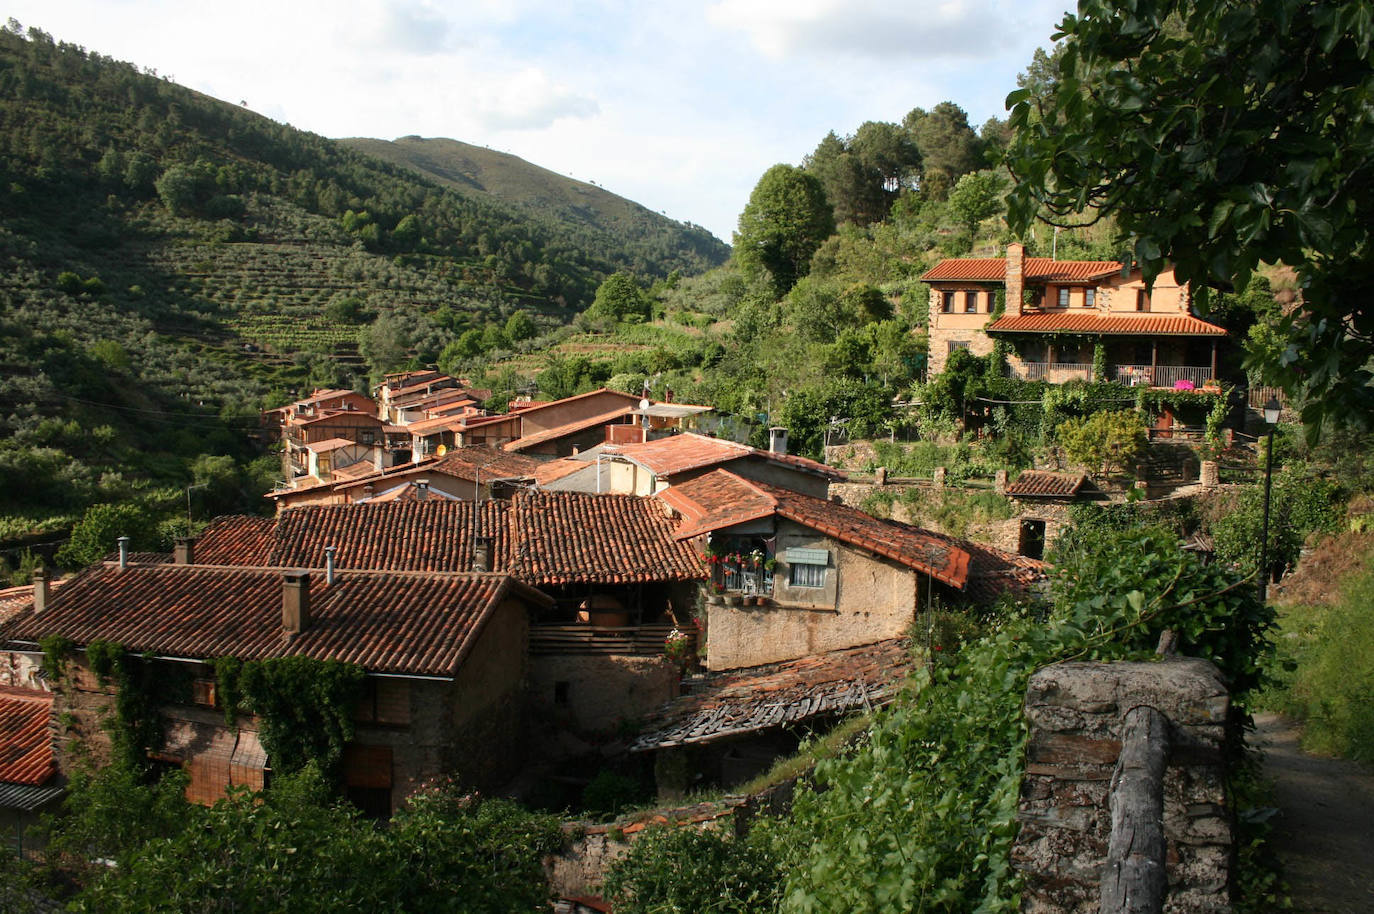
[56,502,155,568]
[1005,0,1374,433]
[1055,409,1148,478]
[734,164,835,296]
[504,309,536,342]
[946,169,1007,236]
[805,122,920,227]
[905,102,983,200]
[584,271,651,328]
[358,312,410,375]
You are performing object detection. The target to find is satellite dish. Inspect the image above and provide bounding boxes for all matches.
[436,444,447,456]
[639,398,650,411]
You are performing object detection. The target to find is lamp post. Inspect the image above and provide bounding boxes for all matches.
[1257,397,1282,602]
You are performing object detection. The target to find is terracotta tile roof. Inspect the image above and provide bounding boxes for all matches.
[0,583,62,626]
[196,516,278,566]
[511,490,705,585]
[1005,471,1090,498]
[660,471,971,588]
[0,686,56,785]
[922,257,1122,283]
[921,532,1048,603]
[631,639,913,750]
[428,448,543,482]
[304,437,357,453]
[988,312,1227,336]
[365,483,461,503]
[405,414,471,435]
[503,407,635,452]
[605,432,846,481]
[294,410,382,427]
[272,502,514,572]
[512,388,641,418]
[1,564,543,677]
[534,457,594,486]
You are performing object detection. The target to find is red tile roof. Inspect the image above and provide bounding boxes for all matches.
[405,414,472,435]
[2,564,544,677]
[511,388,641,418]
[605,432,846,481]
[922,257,1122,283]
[631,639,913,750]
[1005,471,1091,498]
[196,516,278,566]
[0,686,55,785]
[988,312,1226,336]
[304,437,357,453]
[511,491,706,585]
[502,407,635,452]
[660,471,971,588]
[533,457,594,486]
[272,502,514,572]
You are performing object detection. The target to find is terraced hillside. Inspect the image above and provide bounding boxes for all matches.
[0,24,723,549]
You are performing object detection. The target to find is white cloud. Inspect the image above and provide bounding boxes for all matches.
[706,0,1063,59]
[467,68,601,131]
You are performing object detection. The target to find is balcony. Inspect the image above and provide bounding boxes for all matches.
[1010,361,1095,383]
[1111,365,1216,389]
[529,622,688,656]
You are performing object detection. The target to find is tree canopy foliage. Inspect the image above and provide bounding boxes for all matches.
[1005,0,1374,433]
[733,165,835,296]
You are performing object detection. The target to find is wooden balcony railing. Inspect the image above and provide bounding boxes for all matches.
[1112,365,1215,389]
[1010,362,1094,382]
[529,622,685,656]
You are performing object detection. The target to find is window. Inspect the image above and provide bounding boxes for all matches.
[191,679,217,708]
[948,340,970,354]
[1136,289,1150,311]
[1084,288,1096,308]
[941,291,955,313]
[1057,287,1070,307]
[789,562,826,588]
[964,291,978,313]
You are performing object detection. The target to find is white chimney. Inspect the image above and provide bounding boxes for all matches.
[117,536,130,569]
[324,546,337,585]
[768,427,789,455]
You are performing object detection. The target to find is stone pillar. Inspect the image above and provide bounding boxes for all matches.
[1013,659,1232,914]
[1200,460,1219,488]
[875,467,887,486]
[995,469,1008,492]
[1007,242,1025,315]
[932,467,946,488]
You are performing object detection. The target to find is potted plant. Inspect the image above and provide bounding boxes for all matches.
[705,582,725,605]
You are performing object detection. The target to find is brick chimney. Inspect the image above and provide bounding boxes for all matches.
[282,571,310,635]
[473,535,494,572]
[173,537,195,565]
[415,479,430,501]
[1006,242,1025,315]
[31,567,50,614]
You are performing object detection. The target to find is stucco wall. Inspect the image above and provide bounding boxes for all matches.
[528,653,679,734]
[706,520,919,670]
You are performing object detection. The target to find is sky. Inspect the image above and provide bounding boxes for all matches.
[9,1,1073,243]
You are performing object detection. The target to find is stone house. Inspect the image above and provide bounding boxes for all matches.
[658,470,1042,671]
[1001,470,1106,560]
[1,556,551,816]
[924,243,1227,386]
[0,685,62,853]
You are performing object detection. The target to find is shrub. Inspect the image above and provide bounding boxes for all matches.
[603,824,784,914]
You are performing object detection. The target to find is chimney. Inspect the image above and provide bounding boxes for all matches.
[282,571,310,635]
[324,546,337,585]
[117,536,130,569]
[1006,242,1025,316]
[473,535,494,572]
[415,479,429,501]
[173,537,195,565]
[361,484,375,500]
[31,568,50,614]
[768,427,789,455]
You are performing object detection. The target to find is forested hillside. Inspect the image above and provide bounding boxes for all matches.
[0,23,722,554]
[341,136,726,278]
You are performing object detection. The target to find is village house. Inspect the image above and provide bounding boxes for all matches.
[0,684,61,853]
[1001,470,1108,560]
[2,549,551,817]
[266,446,543,512]
[499,390,712,458]
[658,469,1044,671]
[923,242,1228,387]
[534,429,844,499]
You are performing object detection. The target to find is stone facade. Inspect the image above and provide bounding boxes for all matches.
[705,518,920,670]
[528,653,679,734]
[1014,659,1233,914]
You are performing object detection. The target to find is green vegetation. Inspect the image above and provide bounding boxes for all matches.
[1263,548,1374,762]
[1006,0,1374,433]
[43,764,563,913]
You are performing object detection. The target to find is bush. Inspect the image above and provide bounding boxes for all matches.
[603,824,784,914]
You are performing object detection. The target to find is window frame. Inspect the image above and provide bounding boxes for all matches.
[788,562,826,588]
[963,291,979,313]
[941,291,956,313]
[1057,287,1071,307]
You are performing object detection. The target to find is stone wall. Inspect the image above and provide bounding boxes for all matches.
[1014,658,1233,914]
[528,653,679,734]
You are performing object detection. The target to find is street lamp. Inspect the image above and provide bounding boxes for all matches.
[1257,397,1282,602]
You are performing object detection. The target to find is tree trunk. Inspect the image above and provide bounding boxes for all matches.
[1099,705,1170,914]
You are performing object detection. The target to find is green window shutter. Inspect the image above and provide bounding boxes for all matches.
[784,547,829,566]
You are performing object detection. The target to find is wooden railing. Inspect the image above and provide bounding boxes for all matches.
[1010,362,1094,382]
[529,622,684,656]
[1111,365,1214,388]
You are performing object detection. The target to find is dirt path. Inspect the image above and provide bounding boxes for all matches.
[1252,713,1374,913]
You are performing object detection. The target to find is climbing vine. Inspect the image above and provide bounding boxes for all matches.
[39,635,73,681]
[211,656,243,729]
[234,656,366,778]
[81,641,190,773]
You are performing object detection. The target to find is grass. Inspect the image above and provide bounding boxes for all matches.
[1261,540,1374,763]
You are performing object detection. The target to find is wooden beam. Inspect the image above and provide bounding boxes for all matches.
[1099,705,1170,914]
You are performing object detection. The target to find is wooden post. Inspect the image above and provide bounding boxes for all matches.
[1100,705,1170,914]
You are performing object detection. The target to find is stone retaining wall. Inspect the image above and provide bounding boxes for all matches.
[1015,658,1233,913]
